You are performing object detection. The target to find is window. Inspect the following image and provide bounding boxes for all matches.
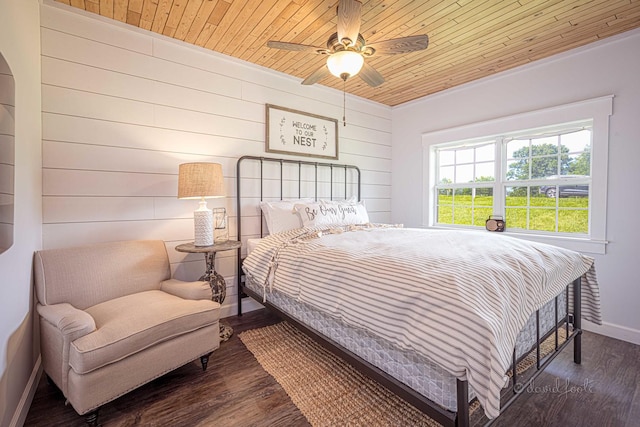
[436,141,495,227]
[504,127,591,234]
[423,96,612,254]
[435,125,592,234]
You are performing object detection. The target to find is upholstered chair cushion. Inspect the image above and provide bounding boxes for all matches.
[161,278,212,301]
[69,290,219,374]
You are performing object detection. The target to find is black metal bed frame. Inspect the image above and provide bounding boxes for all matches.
[235,155,583,427]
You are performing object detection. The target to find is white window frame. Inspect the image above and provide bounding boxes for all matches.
[433,140,497,227]
[422,96,612,254]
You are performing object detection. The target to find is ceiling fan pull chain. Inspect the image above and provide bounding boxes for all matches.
[343,79,347,127]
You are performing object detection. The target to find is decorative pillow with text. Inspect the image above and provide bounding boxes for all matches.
[294,200,369,227]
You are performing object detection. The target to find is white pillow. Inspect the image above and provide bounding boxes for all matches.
[320,196,358,204]
[294,200,369,227]
[260,199,315,234]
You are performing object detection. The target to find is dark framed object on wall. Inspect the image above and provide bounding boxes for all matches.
[266,104,338,160]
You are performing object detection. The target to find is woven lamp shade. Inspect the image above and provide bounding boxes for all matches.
[178,162,225,199]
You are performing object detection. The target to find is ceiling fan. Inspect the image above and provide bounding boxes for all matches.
[266,0,429,87]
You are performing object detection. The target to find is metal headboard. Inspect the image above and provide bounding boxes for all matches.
[235,155,361,314]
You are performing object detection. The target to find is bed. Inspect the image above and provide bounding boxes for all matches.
[235,156,602,426]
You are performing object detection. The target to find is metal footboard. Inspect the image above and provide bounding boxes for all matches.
[466,277,583,426]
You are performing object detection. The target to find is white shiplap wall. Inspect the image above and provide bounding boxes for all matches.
[40,3,392,317]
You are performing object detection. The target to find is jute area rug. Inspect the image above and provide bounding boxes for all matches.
[239,321,566,427]
[239,322,470,427]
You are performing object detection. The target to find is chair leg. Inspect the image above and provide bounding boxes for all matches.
[200,352,213,371]
[84,410,99,426]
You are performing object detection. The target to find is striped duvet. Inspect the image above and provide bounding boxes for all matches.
[242,225,602,419]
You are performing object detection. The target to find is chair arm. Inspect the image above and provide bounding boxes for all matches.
[37,303,96,337]
[37,303,96,396]
[161,278,213,301]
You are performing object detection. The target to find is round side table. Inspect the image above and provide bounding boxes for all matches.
[176,240,242,341]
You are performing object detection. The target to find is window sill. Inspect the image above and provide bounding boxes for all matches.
[426,225,607,254]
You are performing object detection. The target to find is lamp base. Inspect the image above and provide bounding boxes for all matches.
[194,200,213,247]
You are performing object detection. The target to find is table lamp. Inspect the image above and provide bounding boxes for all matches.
[178,162,225,246]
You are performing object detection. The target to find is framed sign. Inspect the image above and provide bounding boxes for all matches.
[266,104,338,160]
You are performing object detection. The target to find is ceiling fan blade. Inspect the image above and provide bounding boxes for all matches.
[267,40,328,54]
[358,62,384,87]
[337,0,362,47]
[366,35,429,55]
[302,65,330,85]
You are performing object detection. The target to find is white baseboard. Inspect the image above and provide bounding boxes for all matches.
[583,320,640,346]
[220,297,264,319]
[9,354,42,427]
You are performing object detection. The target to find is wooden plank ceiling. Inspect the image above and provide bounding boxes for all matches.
[56,0,640,106]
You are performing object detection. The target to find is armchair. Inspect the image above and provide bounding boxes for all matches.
[34,240,221,425]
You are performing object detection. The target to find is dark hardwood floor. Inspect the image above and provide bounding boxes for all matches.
[25,308,639,427]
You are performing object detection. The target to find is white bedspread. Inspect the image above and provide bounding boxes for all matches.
[242,225,602,419]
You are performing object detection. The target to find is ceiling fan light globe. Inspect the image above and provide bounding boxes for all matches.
[327,50,364,79]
